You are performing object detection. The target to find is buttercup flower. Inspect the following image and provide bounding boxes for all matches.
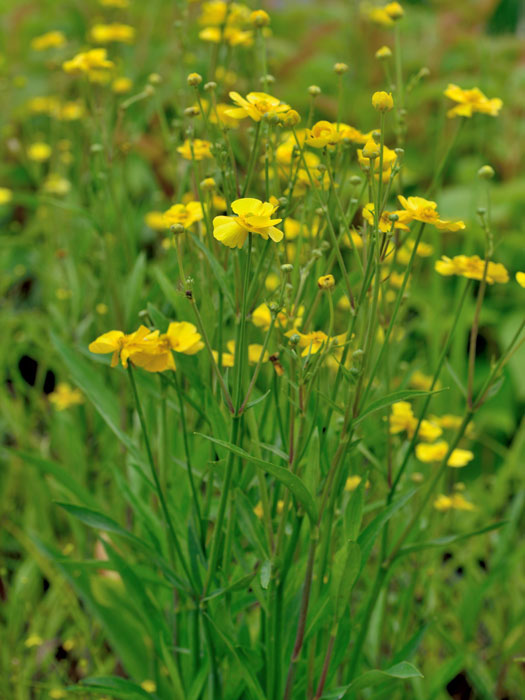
[294,330,346,357]
[434,493,475,512]
[435,255,509,284]
[0,187,13,205]
[28,142,51,162]
[199,1,251,27]
[389,401,442,442]
[63,49,114,75]
[213,340,269,367]
[43,174,71,195]
[199,26,254,47]
[112,77,133,94]
[213,198,283,248]
[144,211,166,231]
[516,272,525,288]
[251,303,303,332]
[163,202,203,229]
[305,121,368,149]
[416,441,474,468]
[318,274,335,290]
[397,196,465,231]
[177,138,213,160]
[357,142,397,181]
[444,84,502,119]
[49,383,84,410]
[226,92,290,122]
[31,31,66,51]
[362,203,410,232]
[89,24,135,44]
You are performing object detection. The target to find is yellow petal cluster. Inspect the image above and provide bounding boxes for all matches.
[63,49,114,75]
[397,196,465,231]
[49,383,84,410]
[89,323,203,372]
[31,31,66,51]
[434,493,475,512]
[89,24,135,44]
[226,92,290,122]
[163,202,204,229]
[177,139,213,161]
[444,84,502,119]
[435,255,509,284]
[415,440,474,468]
[213,198,283,249]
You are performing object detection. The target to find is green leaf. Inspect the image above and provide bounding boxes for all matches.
[395,521,506,559]
[196,433,318,523]
[78,676,153,698]
[355,389,445,426]
[124,252,147,328]
[322,661,423,698]
[344,477,366,541]
[260,559,271,590]
[190,233,235,311]
[331,541,361,621]
[147,302,171,332]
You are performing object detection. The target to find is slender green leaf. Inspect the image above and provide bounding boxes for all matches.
[322,661,423,698]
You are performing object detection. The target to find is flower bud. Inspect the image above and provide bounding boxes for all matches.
[278,196,288,208]
[372,91,394,112]
[317,274,335,290]
[148,73,162,84]
[187,72,202,87]
[171,223,185,235]
[259,74,275,85]
[478,164,495,180]
[281,263,293,273]
[386,2,404,20]
[349,175,362,186]
[289,333,300,346]
[250,9,271,27]
[184,106,200,118]
[280,109,301,127]
[333,62,349,75]
[375,46,392,60]
[204,81,217,92]
[200,177,216,191]
[308,85,321,97]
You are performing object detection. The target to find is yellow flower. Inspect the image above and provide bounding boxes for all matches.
[177,138,213,161]
[203,101,240,129]
[163,202,203,229]
[140,680,157,694]
[362,203,410,232]
[415,441,474,467]
[89,24,135,44]
[164,322,204,355]
[294,330,345,357]
[317,274,335,290]
[25,634,43,648]
[96,303,108,315]
[226,91,290,122]
[435,255,509,284]
[375,45,392,60]
[27,96,60,115]
[43,174,71,196]
[145,211,167,231]
[199,26,254,47]
[251,303,303,332]
[49,382,84,411]
[0,187,13,205]
[389,401,416,435]
[112,77,133,94]
[385,2,404,19]
[63,48,114,75]
[397,196,465,231]
[99,0,129,6]
[418,420,443,442]
[434,493,475,512]
[89,327,152,368]
[409,370,440,392]
[306,121,347,149]
[28,142,51,162]
[372,91,394,112]
[396,239,434,265]
[213,198,283,248]
[213,340,269,367]
[31,31,66,51]
[344,475,368,492]
[57,100,85,120]
[250,9,271,27]
[516,272,525,288]
[444,84,502,119]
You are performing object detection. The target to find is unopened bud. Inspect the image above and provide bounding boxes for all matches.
[478,164,495,180]
[250,9,271,27]
[204,81,217,92]
[187,72,202,87]
[334,62,348,75]
[308,85,321,97]
[317,274,335,290]
[171,223,185,235]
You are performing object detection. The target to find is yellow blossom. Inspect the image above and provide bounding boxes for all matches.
[49,382,84,411]
[375,46,392,60]
[140,680,157,693]
[96,303,108,315]
[444,84,502,119]
[318,274,335,290]
[31,31,66,51]
[434,493,475,512]
[213,340,269,367]
[90,24,135,44]
[226,91,290,122]
[0,187,13,205]
[294,330,346,357]
[250,9,270,27]
[28,142,51,162]
[435,255,509,284]
[63,48,114,75]
[57,101,85,120]
[199,26,254,47]
[397,195,465,231]
[112,77,133,94]
[362,203,410,232]
[25,634,43,648]
[305,121,359,149]
[345,475,370,491]
[252,303,303,332]
[357,142,398,181]
[415,440,474,467]
[145,211,167,231]
[163,202,203,229]
[409,370,441,392]
[43,174,71,196]
[213,198,283,248]
[516,272,525,288]
[199,1,251,27]
[177,138,213,161]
